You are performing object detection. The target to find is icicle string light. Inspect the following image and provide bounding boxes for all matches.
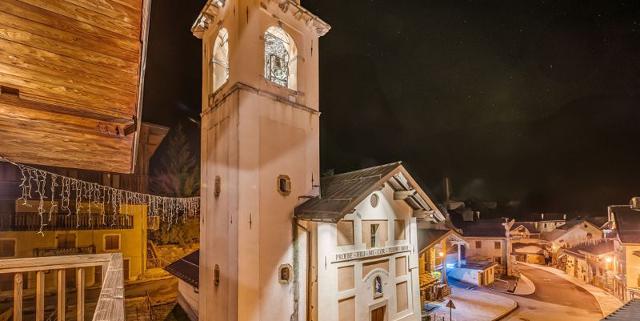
[0,156,199,234]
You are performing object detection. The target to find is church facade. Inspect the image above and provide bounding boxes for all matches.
[296,163,446,321]
[192,1,444,320]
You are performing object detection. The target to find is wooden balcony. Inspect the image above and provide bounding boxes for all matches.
[0,253,125,321]
[0,213,133,232]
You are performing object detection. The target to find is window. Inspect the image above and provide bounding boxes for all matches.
[363,221,387,248]
[123,258,130,281]
[211,28,229,92]
[57,234,76,249]
[394,220,406,240]
[264,26,297,90]
[337,221,354,246]
[371,224,379,248]
[494,241,501,250]
[0,239,15,257]
[586,232,593,240]
[104,235,120,251]
[370,194,379,208]
[277,175,291,196]
[475,241,482,249]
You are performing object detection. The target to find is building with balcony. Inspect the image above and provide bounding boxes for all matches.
[0,203,148,292]
[0,0,173,319]
[561,239,615,287]
[609,204,640,301]
[417,228,465,304]
[0,123,168,293]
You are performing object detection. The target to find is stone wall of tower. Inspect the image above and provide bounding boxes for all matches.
[197,1,327,320]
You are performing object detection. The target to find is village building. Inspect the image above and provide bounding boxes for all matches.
[561,239,615,286]
[609,204,640,301]
[416,228,465,303]
[517,212,567,233]
[457,218,513,277]
[511,243,548,264]
[543,217,605,266]
[0,123,168,291]
[509,223,539,240]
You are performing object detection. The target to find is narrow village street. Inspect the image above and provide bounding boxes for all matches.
[497,264,603,321]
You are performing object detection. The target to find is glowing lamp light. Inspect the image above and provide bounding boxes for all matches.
[605,256,613,263]
[446,263,455,269]
[438,251,445,257]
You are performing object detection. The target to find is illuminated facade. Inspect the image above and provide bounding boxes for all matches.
[192,1,447,320]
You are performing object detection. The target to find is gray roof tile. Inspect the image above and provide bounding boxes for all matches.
[164,250,199,288]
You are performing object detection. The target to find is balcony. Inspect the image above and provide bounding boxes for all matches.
[0,253,125,321]
[33,245,95,257]
[0,213,133,231]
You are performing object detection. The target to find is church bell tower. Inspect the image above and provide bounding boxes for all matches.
[192,1,329,320]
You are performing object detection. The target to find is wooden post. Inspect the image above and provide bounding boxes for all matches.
[57,270,66,321]
[13,273,22,321]
[77,268,85,321]
[35,271,44,321]
[441,241,448,285]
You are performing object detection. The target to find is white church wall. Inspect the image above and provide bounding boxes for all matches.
[197,0,326,320]
[315,185,422,321]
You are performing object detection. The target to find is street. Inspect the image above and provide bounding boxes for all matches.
[496,264,603,321]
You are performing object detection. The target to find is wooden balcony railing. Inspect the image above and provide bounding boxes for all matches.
[0,253,125,321]
[0,213,133,231]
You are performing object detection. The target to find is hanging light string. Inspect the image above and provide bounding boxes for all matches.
[0,156,199,235]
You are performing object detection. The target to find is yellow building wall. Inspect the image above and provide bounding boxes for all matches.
[625,245,640,293]
[0,204,147,289]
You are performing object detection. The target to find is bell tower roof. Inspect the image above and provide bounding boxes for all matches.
[192,0,330,39]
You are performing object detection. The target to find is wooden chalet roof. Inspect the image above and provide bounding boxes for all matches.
[294,162,445,223]
[418,228,465,254]
[612,207,640,244]
[0,0,151,173]
[460,218,509,238]
[565,239,615,257]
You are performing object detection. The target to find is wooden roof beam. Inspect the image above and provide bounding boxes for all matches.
[394,189,416,200]
[0,91,134,125]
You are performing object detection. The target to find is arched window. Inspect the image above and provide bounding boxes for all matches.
[211,28,229,93]
[264,26,297,90]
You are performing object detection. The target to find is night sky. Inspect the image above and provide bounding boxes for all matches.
[142,0,640,214]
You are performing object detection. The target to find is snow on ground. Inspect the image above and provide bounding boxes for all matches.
[426,280,517,321]
[518,262,623,316]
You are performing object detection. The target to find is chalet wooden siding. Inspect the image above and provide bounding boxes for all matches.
[0,0,150,173]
